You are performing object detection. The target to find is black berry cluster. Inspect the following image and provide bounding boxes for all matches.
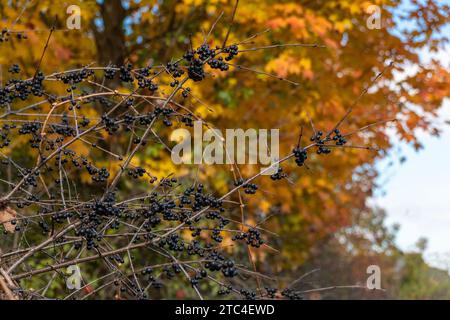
[270,167,287,180]
[331,128,347,146]
[8,64,20,74]
[1,29,27,42]
[243,182,258,194]
[128,167,146,179]
[119,63,134,83]
[281,288,303,300]
[232,228,264,248]
[223,44,239,61]
[293,147,308,166]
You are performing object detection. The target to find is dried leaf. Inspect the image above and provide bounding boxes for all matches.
[0,207,17,233]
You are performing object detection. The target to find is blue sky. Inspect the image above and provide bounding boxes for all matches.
[373,6,450,270]
[375,99,450,270]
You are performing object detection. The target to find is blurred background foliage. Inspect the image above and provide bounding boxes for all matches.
[0,0,449,298]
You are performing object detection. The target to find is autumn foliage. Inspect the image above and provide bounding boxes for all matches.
[0,0,449,299]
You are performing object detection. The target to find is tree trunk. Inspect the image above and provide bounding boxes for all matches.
[93,0,127,69]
